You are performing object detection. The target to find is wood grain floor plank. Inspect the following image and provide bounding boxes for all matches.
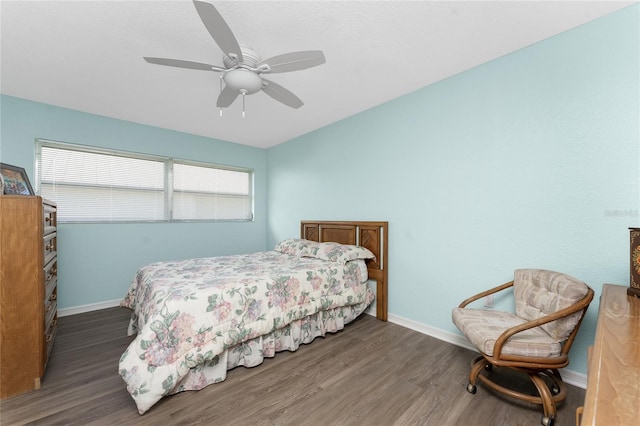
[0,307,585,425]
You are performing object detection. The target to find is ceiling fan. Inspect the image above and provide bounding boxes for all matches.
[143,0,326,116]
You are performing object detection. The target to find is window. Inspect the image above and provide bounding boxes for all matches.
[36,140,253,223]
[173,163,252,221]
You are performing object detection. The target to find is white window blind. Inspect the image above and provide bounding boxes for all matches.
[37,141,253,223]
[173,163,252,221]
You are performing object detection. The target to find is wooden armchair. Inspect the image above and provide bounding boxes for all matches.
[452,269,594,426]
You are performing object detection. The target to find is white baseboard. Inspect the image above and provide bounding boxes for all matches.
[561,368,587,390]
[58,299,121,317]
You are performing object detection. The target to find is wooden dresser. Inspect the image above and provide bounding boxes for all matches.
[579,284,640,425]
[0,195,58,399]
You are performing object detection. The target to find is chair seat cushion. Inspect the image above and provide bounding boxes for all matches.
[452,308,561,358]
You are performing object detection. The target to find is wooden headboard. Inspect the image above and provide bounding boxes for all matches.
[301,221,388,321]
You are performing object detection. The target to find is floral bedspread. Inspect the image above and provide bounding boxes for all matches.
[119,251,371,414]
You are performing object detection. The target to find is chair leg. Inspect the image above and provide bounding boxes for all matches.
[467,355,487,394]
[547,369,566,399]
[529,372,556,424]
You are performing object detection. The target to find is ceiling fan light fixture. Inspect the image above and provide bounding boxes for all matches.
[144,2,326,113]
[223,69,263,94]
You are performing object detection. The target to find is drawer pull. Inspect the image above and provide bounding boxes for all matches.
[45,334,53,343]
[46,244,54,251]
[49,293,57,301]
[45,269,57,281]
[45,217,51,223]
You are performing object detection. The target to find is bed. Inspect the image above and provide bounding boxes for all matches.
[119,221,388,414]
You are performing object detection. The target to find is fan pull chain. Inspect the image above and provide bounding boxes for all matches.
[219,76,223,117]
[241,89,247,118]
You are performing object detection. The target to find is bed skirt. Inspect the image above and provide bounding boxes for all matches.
[169,300,370,394]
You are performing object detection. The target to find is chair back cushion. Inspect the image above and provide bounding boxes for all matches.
[513,269,588,342]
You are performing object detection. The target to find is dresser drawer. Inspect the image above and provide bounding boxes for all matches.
[44,259,57,332]
[44,260,57,300]
[45,324,57,361]
[45,298,57,328]
[44,309,57,367]
[43,233,57,265]
[43,203,57,236]
[45,279,57,315]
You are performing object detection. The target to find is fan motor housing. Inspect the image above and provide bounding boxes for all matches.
[223,43,261,68]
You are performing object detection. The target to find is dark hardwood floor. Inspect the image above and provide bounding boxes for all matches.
[0,308,584,425]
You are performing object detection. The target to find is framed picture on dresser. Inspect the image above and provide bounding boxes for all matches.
[0,163,34,195]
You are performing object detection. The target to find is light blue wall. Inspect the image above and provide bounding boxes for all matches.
[0,95,268,309]
[266,5,640,375]
[1,5,637,376]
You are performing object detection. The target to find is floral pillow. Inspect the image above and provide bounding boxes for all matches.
[273,239,318,257]
[307,242,375,264]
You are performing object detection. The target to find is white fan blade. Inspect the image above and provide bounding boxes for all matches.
[261,79,303,109]
[193,1,243,63]
[258,51,326,73]
[217,85,240,108]
[143,57,225,72]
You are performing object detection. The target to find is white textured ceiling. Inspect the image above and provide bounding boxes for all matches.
[1,1,636,149]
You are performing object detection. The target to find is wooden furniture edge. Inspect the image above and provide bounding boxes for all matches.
[580,284,640,425]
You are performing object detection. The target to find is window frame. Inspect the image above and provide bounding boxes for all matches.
[35,139,254,224]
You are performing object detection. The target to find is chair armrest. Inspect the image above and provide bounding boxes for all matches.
[458,280,514,308]
[492,287,594,360]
